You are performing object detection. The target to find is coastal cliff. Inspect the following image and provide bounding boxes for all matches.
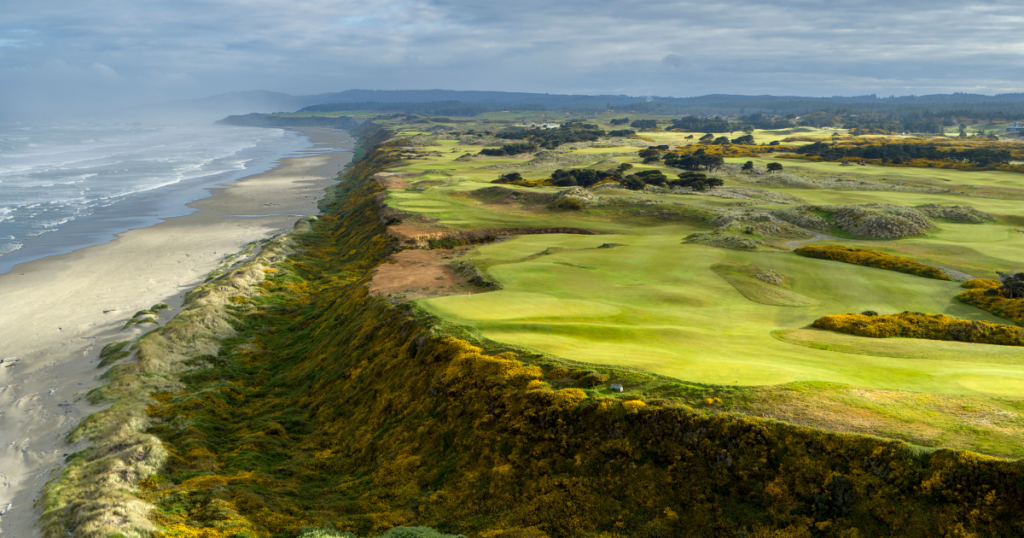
[40,123,1024,538]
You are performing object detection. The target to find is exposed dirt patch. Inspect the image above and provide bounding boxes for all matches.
[370,248,483,302]
[386,222,453,247]
[387,220,601,248]
[374,173,412,190]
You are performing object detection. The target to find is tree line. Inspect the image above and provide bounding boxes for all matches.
[796,141,1012,166]
[495,121,606,149]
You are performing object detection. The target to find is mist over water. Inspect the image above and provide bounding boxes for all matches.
[0,122,313,274]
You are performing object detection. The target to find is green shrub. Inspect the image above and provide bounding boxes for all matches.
[619,176,644,190]
[958,278,1024,325]
[795,245,950,280]
[552,198,584,211]
[98,341,131,368]
[813,311,1024,346]
[575,370,609,387]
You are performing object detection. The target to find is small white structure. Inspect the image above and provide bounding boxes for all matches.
[610,384,624,393]
[1007,122,1024,133]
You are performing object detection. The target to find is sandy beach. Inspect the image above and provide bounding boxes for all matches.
[0,128,353,537]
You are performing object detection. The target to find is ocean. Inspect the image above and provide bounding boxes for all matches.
[0,122,316,275]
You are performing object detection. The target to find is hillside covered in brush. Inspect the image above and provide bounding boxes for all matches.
[45,109,1024,538]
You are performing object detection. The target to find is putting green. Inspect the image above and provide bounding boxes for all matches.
[362,115,1024,455]
[380,124,1024,400]
[418,233,1021,396]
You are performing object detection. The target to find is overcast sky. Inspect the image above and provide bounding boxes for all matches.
[3,0,1023,117]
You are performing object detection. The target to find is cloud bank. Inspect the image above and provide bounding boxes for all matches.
[2,0,1023,118]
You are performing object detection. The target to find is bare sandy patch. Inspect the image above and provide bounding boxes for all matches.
[370,248,476,301]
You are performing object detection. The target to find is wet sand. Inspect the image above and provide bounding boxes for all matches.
[0,128,353,537]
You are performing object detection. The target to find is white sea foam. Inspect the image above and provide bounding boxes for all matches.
[0,123,306,265]
[0,242,22,255]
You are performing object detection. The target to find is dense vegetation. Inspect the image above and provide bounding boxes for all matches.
[663,150,726,171]
[957,278,1024,325]
[795,246,951,280]
[794,140,1017,168]
[549,168,619,187]
[773,205,932,240]
[495,121,606,149]
[669,116,739,133]
[669,171,723,191]
[64,107,1024,538]
[478,143,539,156]
[129,134,1024,538]
[813,311,1024,346]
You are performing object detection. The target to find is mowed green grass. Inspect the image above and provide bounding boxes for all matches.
[418,232,1024,397]
[733,156,1024,197]
[387,131,1024,401]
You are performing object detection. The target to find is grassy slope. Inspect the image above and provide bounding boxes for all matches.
[419,234,1014,394]
[131,137,1024,538]
[374,116,1024,456]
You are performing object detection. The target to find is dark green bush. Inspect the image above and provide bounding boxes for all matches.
[552,198,584,211]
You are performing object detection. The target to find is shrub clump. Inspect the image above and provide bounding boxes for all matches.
[957,278,1024,325]
[915,204,994,223]
[491,172,549,188]
[478,143,539,156]
[812,311,1024,346]
[123,302,171,329]
[774,204,932,239]
[549,186,592,211]
[97,340,132,368]
[684,232,760,251]
[754,269,785,286]
[795,245,951,280]
[447,261,503,291]
[551,197,584,211]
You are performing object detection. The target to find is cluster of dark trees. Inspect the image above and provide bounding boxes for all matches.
[478,143,539,156]
[671,171,724,191]
[638,147,667,164]
[739,160,782,173]
[630,119,659,130]
[993,272,1024,299]
[838,113,944,134]
[621,170,668,190]
[666,114,794,134]
[619,170,725,191]
[796,141,1012,166]
[546,164,727,192]
[550,167,619,187]
[663,149,725,172]
[737,113,797,130]
[493,172,526,184]
[496,121,606,149]
[609,118,631,125]
[671,116,736,133]
[608,129,636,137]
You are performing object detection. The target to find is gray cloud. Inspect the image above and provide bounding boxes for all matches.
[2,0,1024,119]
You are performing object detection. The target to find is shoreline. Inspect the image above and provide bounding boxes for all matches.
[0,126,348,277]
[0,128,354,538]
